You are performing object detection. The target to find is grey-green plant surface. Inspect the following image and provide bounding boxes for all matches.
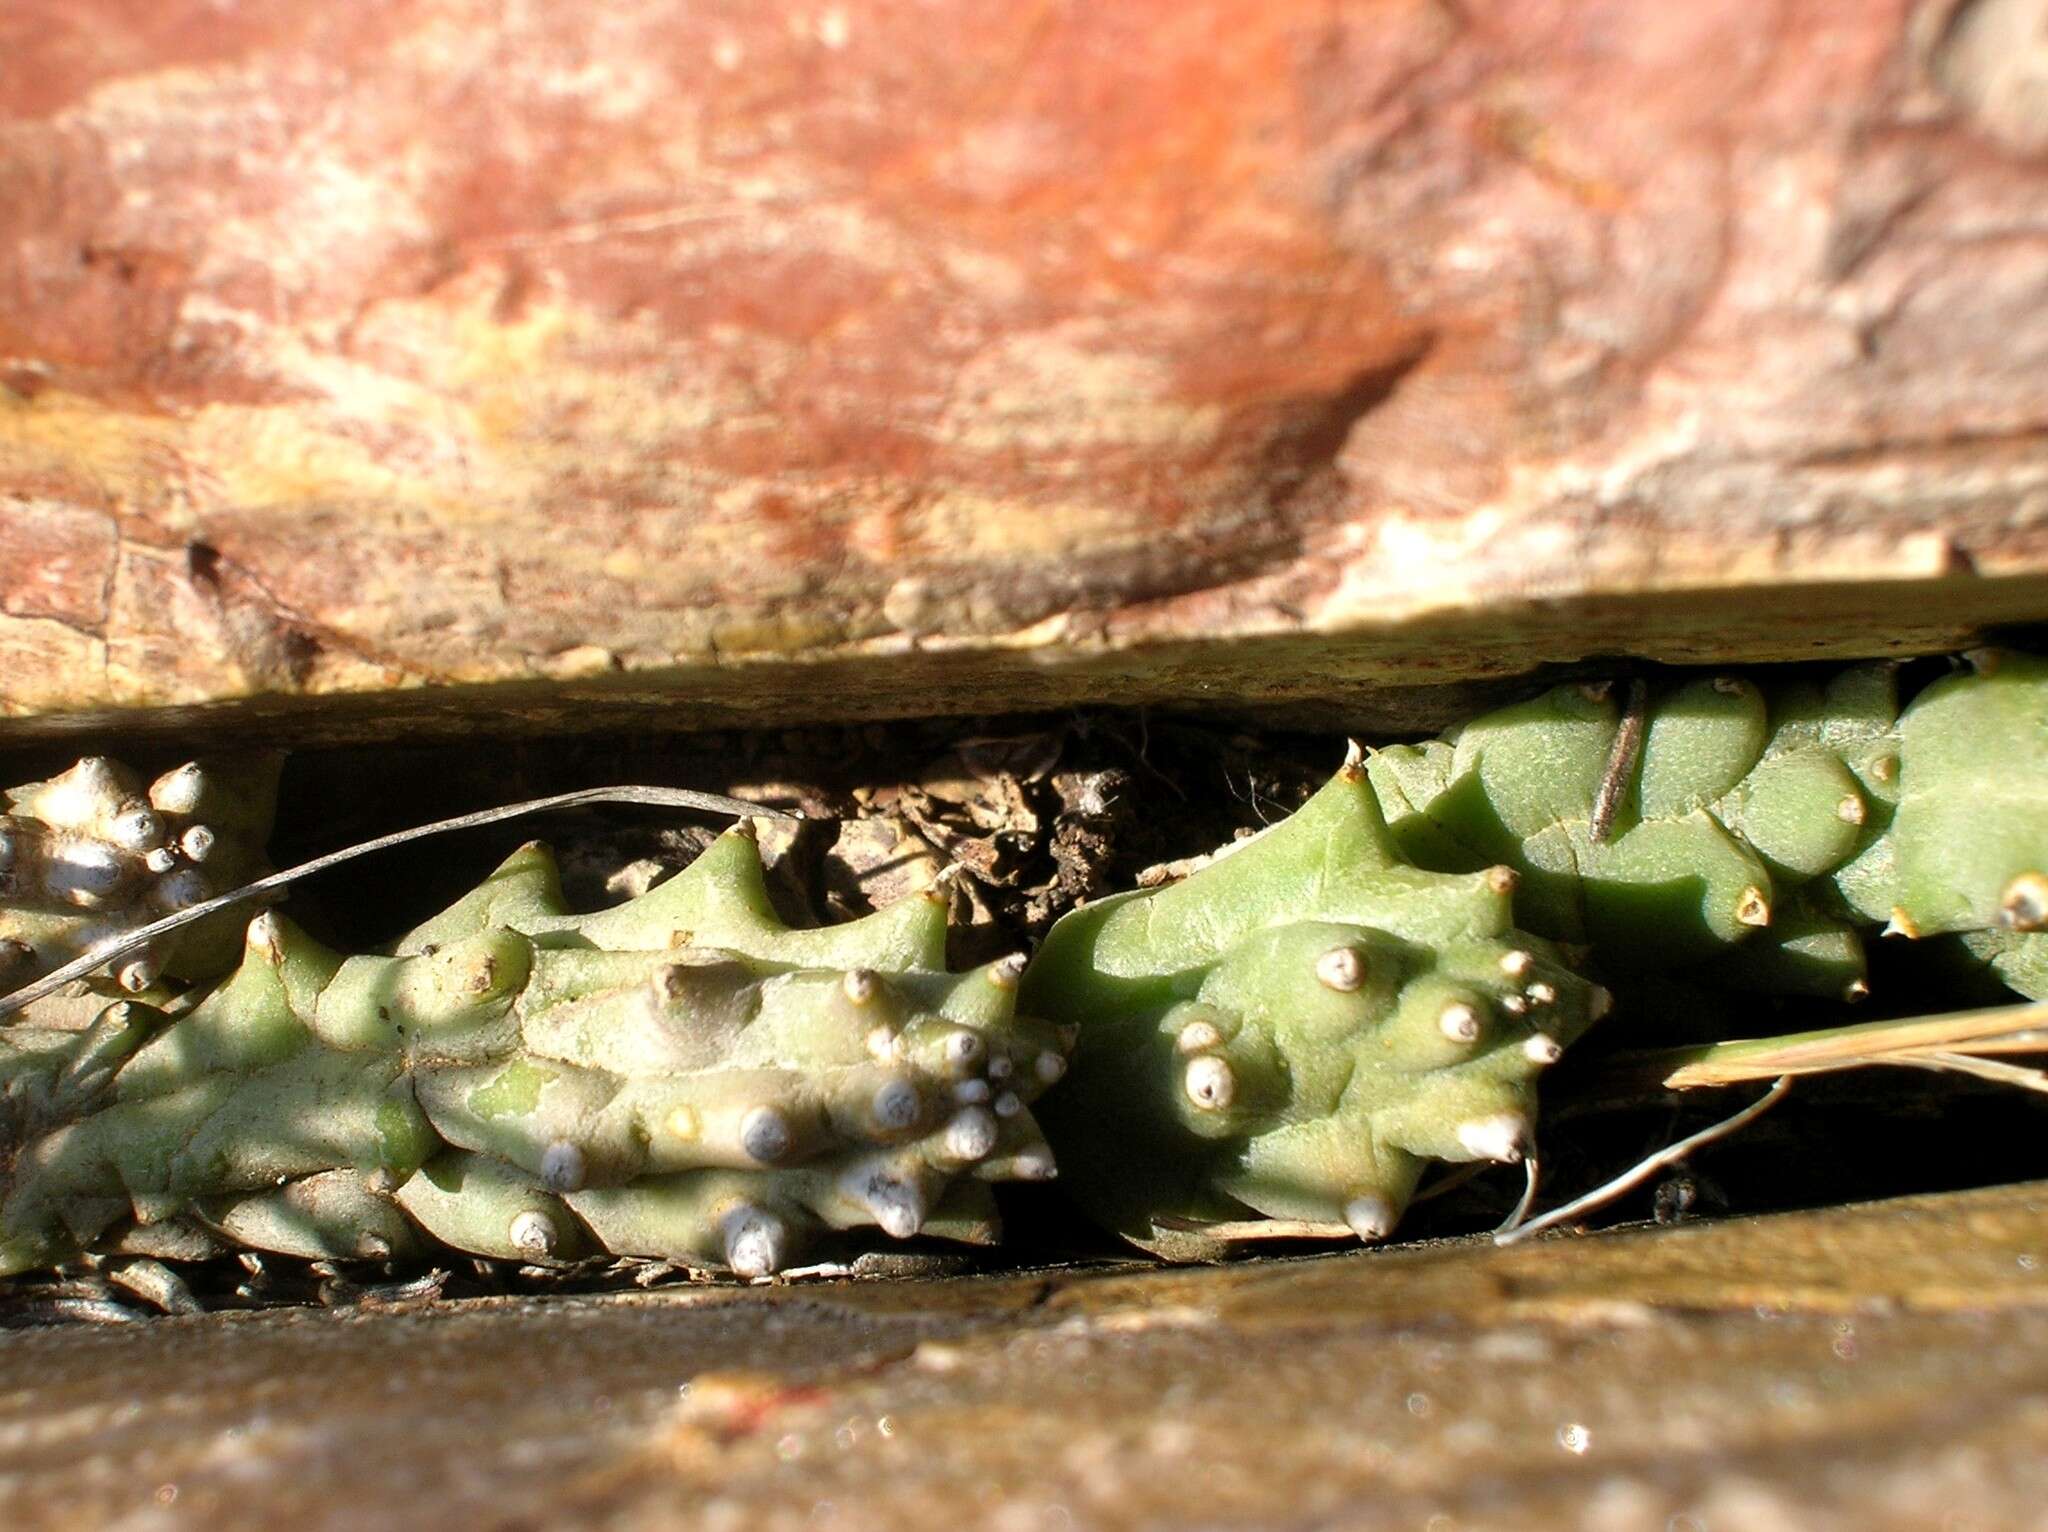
[5,654,2048,1277]
[1023,757,1608,1258]
[1365,655,2048,1002]
[0,755,280,998]
[0,825,1071,1277]
[1022,653,2048,1254]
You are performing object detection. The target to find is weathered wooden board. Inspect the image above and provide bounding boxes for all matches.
[4,0,2048,741]
[6,1183,2048,1530]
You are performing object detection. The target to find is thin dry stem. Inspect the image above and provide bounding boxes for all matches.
[1495,1078,1793,1246]
[1617,1001,2048,1090]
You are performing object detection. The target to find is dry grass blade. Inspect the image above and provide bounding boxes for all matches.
[1891,1052,2048,1096]
[1150,1216,1351,1243]
[1493,1155,1542,1236]
[1495,1078,1793,1246]
[1620,1000,2048,1090]
[1520,1001,2048,1245]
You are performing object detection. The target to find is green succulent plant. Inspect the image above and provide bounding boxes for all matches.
[1365,655,2048,1002]
[0,755,280,997]
[5,653,2046,1277]
[0,825,1070,1277]
[1026,653,2048,1254]
[1023,756,1607,1258]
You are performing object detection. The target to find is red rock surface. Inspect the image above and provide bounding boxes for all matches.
[2,0,2047,736]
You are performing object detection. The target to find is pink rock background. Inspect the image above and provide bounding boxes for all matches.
[2,0,2046,736]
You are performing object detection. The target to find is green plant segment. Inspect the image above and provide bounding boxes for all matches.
[1023,655,2048,1253]
[0,826,1071,1277]
[1365,656,2048,1002]
[1023,759,1608,1257]
[0,755,280,996]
